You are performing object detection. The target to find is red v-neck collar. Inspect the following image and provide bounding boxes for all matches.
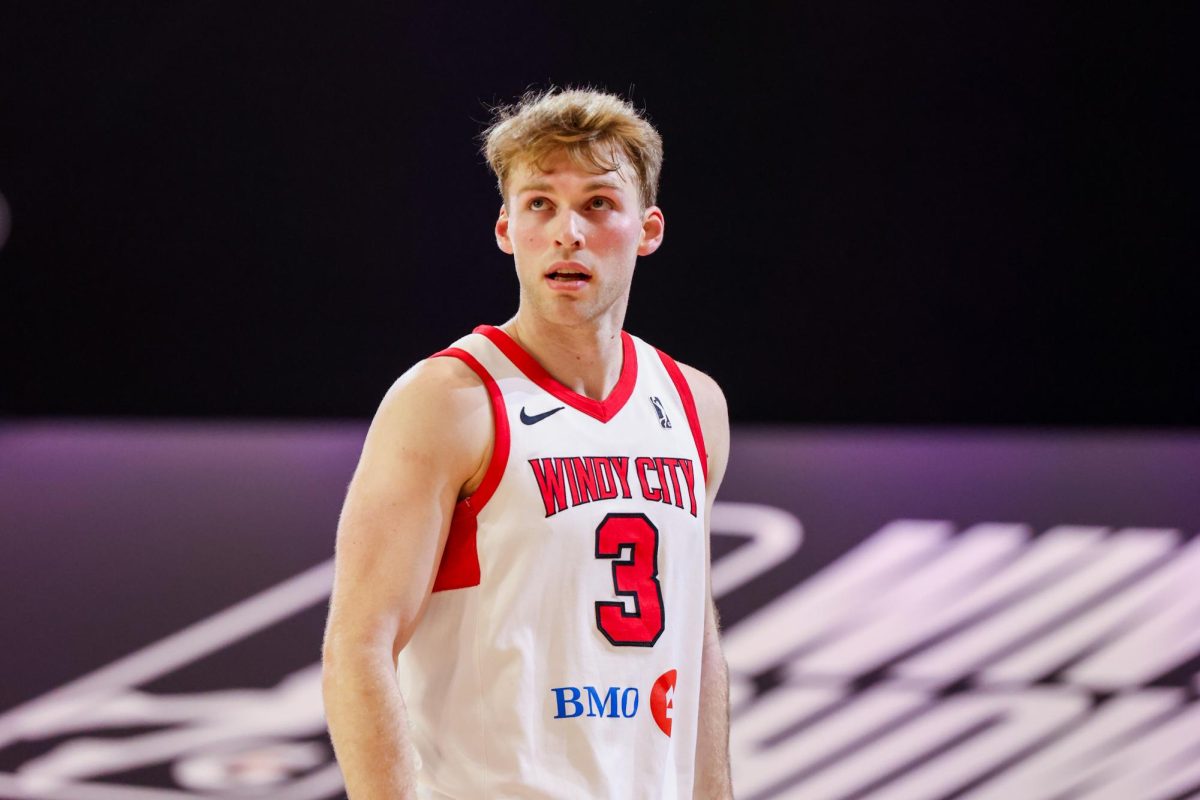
[474,324,638,423]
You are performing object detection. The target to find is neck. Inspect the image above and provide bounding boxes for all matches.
[500,311,626,402]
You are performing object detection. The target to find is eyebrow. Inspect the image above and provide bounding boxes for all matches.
[514,179,624,195]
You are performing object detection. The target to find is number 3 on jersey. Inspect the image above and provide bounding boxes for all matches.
[594,513,664,647]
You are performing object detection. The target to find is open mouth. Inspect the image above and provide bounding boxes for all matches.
[546,262,593,283]
[547,270,592,282]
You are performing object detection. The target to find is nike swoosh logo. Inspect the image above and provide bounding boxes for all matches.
[520,406,565,425]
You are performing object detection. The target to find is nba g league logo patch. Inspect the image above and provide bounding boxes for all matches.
[650,396,672,428]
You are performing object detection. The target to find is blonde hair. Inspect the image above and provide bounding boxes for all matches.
[482,87,664,209]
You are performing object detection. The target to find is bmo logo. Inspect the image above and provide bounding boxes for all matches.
[550,669,677,738]
[550,685,639,719]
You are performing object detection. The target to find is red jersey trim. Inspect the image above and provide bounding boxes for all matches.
[656,349,709,485]
[427,346,511,592]
[473,324,638,423]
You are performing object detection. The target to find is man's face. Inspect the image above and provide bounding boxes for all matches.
[495,149,664,328]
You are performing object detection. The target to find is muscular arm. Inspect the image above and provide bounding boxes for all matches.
[321,357,491,800]
[681,363,734,800]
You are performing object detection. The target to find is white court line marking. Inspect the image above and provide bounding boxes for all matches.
[711,502,804,598]
[0,560,334,747]
[0,773,200,800]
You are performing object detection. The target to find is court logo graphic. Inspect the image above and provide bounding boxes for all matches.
[0,562,342,800]
[724,519,1200,800]
[2,505,1197,798]
[650,669,677,737]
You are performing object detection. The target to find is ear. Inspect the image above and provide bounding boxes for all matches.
[637,206,665,256]
[495,204,514,255]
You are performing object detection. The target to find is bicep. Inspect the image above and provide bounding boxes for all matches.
[324,360,490,661]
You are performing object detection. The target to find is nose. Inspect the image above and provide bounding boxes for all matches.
[553,209,585,250]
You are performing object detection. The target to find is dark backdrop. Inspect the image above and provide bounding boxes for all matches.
[0,3,1192,425]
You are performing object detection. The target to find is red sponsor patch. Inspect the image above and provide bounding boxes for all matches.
[650,669,677,737]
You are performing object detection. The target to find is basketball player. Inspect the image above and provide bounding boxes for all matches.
[321,88,733,799]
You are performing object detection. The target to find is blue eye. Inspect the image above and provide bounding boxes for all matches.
[529,198,548,210]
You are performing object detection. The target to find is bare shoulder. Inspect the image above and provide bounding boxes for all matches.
[674,361,730,492]
[675,363,727,424]
[377,354,490,424]
[356,354,492,497]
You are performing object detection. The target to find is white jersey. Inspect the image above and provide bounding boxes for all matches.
[396,324,710,800]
